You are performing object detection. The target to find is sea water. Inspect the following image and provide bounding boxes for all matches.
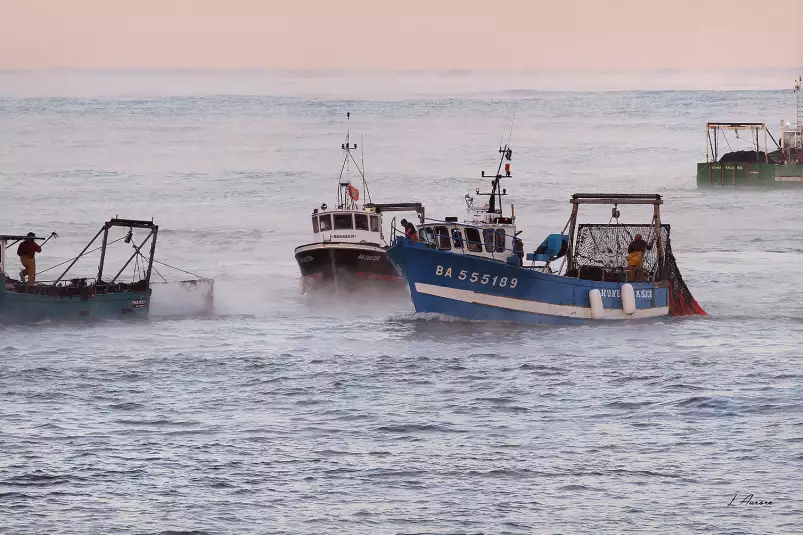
[0,69,801,533]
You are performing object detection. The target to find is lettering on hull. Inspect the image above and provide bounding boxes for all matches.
[599,288,652,299]
[434,264,518,288]
[432,264,653,298]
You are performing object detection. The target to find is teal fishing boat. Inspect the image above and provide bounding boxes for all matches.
[0,217,211,323]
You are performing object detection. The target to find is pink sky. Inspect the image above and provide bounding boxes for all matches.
[1,0,801,69]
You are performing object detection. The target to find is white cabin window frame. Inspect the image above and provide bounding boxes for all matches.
[434,226,451,250]
[369,215,380,232]
[451,228,464,249]
[319,214,332,231]
[464,227,483,252]
[333,214,353,230]
[312,216,320,233]
[482,228,496,253]
[494,228,506,253]
[421,227,434,245]
[354,213,369,231]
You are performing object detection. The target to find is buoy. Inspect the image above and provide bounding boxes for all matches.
[589,289,604,320]
[621,283,636,315]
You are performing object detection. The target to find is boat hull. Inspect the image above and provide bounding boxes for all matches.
[387,239,669,325]
[0,277,151,323]
[294,242,405,295]
[697,162,803,187]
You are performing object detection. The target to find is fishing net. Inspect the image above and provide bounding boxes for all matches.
[150,278,215,317]
[663,236,707,316]
[718,149,784,164]
[572,223,705,316]
[573,223,667,278]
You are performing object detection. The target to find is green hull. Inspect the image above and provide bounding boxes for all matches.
[0,275,151,323]
[697,162,803,187]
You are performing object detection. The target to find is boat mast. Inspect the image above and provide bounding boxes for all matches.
[336,113,371,209]
[476,110,516,221]
[796,76,803,155]
[478,144,513,220]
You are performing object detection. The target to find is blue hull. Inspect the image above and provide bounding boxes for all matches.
[387,239,669,325]
[0,278,151,324]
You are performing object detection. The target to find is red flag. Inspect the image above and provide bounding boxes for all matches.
[348,184,359,201]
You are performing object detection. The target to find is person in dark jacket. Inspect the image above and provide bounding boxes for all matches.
[514,236,524,266]
[400,219,418,241]
[17,232,42,287]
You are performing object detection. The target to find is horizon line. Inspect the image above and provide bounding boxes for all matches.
[2,67,803,74]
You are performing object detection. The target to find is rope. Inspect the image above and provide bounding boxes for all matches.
[149,260,168,283]
[30,234,201,283]
[135,252,168,282]
[35,236,125,276]
[722,132,735,154]
[561,215,572,234]
[506,101,518,147]
[151,259,204,279]
[132,254,141,283]
[645,215,656,242]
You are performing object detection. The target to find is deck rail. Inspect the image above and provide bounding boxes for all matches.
[391,217,659,282]
[392,217,534,267]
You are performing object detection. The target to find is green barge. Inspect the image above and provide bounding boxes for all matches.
[696,122,803,187]
[697,77,803,188]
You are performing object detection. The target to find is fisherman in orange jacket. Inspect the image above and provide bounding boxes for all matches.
[17,233,42,287]
[626,233,653,281]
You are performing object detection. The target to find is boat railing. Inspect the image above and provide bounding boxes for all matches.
[392,217,531,267]
[393,217,657,281]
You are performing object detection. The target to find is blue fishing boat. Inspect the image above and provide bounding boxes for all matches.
[0,218,213,323]
[387,145,706,324]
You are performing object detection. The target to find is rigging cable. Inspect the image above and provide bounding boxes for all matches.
[507,101,518,147]
[149,260,168,283]
[150,258,205,279]
[35,236,125,276]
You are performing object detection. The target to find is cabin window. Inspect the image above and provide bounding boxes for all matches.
[319,214,332,231]
[435,226,451,250]
[312,216,319,233]
[354,214,369,231]
[421,227,434,245]
[494,228,506,253]
[334,214,353,230]
[452,228,463,249]
[483,228,496,253]
[369,215,379,232]
[465,227,482,252]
